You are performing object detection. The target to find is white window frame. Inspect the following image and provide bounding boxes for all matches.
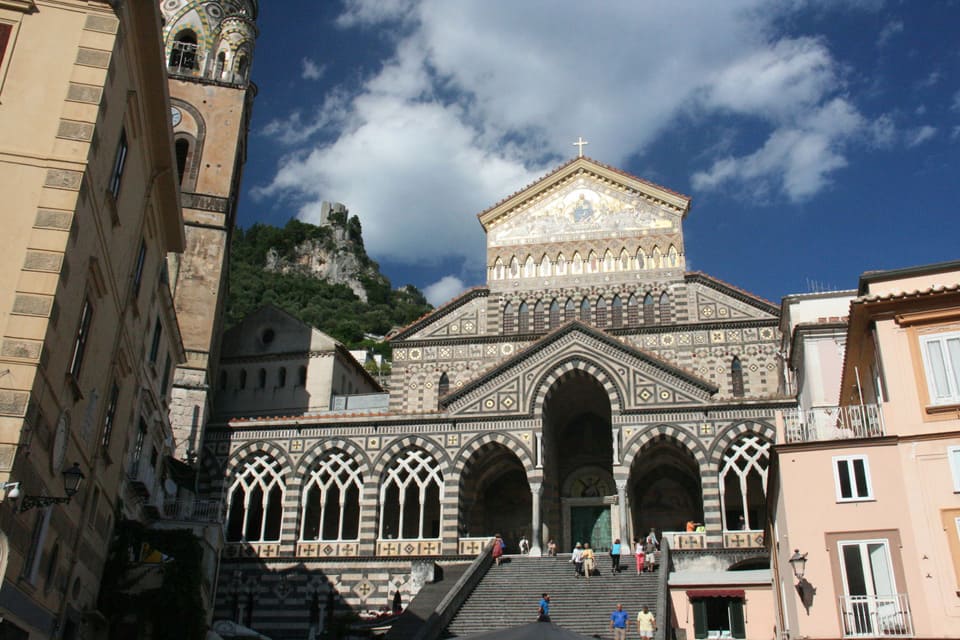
[833,454,874,502]
[920,331,960,406]
[948,446,960,493]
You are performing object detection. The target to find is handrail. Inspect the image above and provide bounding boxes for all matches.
[411,539,494,640]
[655,538,671,640]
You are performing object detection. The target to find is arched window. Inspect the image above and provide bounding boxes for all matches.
[168,31,198,71]
[225,453,285,542]
[636,248,647,270]
[652,246,663,268]
[731,357,745,397]
[538,255,551,277]
[524,256,535,278]
[503,302,515,333]
[239,369,247,390]
[619,249,630,271]
[564,298,576,322]
[587,251,599,274]
[175,139,190,185]
[533,300,545,332]
[579,298,591,323]
[258,368,267,389]
[235,55,248,81]
[603,250,615,272]
[611,295,623,328]
[556,254,567,275]
[301,451,362,541]
[215,51,226,79]
[517,302,529,333]
[493,258,504,280]
[278,367,287,388]
[298,366,307,387]
[627,294,639,326]
[659,291,671,324]
[438,373,450,399]
[572,253,583,274]
[668,245,679,267]
[549,299,560,328]
[380,449,443,539]
[643,293,655,325]
[719,434,770,531]
[509,257,520,278]
[596,297,607,327]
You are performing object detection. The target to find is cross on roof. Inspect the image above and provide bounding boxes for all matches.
[573,136,589,157]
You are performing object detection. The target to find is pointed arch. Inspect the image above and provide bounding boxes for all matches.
[627,293,639,326]
[533,299,545,332]
[579,297,591,323]
[659,291,672,324]
[636,248,647,270]
[509,256,520,278]
[572,252,583,274]
[602,249,615,272]
[619,248,631,271]
[595,296,607,327]
[564,297,576,322]
[611,295,623,327]
[668,244,679,267]
[493,257,505,280]
[168,30,199,71]
[587,250,599,274]
[652,246,663,269]
[379,447,444,539]
[556,253,567,275]
[531,358,624,415]
[524,255,536,278]
[214,50,226,79]
[502,301,515,333]
[438,372,450,403]
[718,433,771,530]
[300,450,364,541]
[643,293,655,325]
[517,301,530,333]
[538,254,551,277]
[225,452,286,542]
[549,299,560,328]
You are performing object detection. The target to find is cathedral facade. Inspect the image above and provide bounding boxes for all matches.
[206,157,790,634]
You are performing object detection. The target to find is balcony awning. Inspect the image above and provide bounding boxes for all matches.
[686,589,745,599]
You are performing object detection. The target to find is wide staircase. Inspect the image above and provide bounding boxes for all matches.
[444,554,660,638]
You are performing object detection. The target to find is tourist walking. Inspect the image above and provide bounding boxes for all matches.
[644,538,657,573]
[582,542,596,579]
[610,603,630,640]
[610,538,622,574]
[547,539,557,556]
[571,542,584,577]
[492,534,504,566]
[634,539,645,574]
[520,535,530,555]
[636,606,656,640]
[538,593,551,622]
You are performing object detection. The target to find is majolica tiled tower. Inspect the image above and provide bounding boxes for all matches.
[160,0,258,464]
[207,157,790,637]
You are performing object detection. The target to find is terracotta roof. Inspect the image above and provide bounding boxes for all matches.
[853,283,960,304]
[475,156,691,222]
[387,287,489,341]
[684,272,779,313]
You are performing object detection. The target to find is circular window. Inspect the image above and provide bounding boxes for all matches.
[261,328,275,344]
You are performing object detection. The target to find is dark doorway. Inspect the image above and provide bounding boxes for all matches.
[629,437,703,535]
[459,443,531,552]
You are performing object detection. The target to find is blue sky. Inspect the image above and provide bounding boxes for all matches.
[238,0,960,306]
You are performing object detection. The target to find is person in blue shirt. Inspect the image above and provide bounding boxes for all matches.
[610,603,629,640]
[538,593,551,622]
[610,538,622,574]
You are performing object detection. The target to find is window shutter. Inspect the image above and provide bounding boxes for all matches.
[692,600,708,639]
[729,600,746,639]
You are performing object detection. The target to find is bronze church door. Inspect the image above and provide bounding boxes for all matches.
[570,505,611,552]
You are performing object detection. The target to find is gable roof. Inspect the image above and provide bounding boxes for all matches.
[387,287,489,342]
[221,304,339,358]
[684,272,780,316]
[441,319,717,409]
[477,156,691,231]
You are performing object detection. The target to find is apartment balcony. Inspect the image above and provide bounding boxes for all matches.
[839,594,913,638]
[783,404,885,443]
[160,499,225,524]
[127,461,157,498]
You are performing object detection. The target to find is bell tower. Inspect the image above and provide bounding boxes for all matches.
[159,0,258,463]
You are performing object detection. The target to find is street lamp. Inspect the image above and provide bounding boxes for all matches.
[788,549,808,579]
[14,463,85,512]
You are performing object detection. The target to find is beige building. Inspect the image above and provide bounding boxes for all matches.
[772,260,960,639]
[0,1,188,637]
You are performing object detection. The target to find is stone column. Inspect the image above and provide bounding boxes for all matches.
[529,481,544,556]
[616,478,628,543]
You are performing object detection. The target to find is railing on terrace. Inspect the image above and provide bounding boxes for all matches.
[161,499,225,523]
[783,404,885,443]
[839,594,913,638]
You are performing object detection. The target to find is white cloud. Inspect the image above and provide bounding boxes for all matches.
[258,1,876,269]
[907,125,937,147]
[877,20,903,47]
[423,275,467,306]
[301,57,326,81]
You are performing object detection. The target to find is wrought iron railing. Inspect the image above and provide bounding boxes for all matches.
[161,499,225,523]
[784,404,885,443]
[839,594,913,638]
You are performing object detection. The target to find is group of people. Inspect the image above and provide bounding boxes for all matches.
[537,595,657,640]
[569,530,660,577]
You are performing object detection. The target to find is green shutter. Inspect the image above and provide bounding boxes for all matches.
[729,600,746,639]
[692,600,708,639]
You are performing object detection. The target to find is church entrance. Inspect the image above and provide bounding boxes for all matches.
[458,442,531,553]
[540,369,615,551]
[628,436,703,536]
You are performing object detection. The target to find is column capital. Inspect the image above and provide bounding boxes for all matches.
[615,478,629,492]
[529,481,544,496]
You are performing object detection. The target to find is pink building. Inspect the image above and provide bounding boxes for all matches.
[772,260,960,639]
